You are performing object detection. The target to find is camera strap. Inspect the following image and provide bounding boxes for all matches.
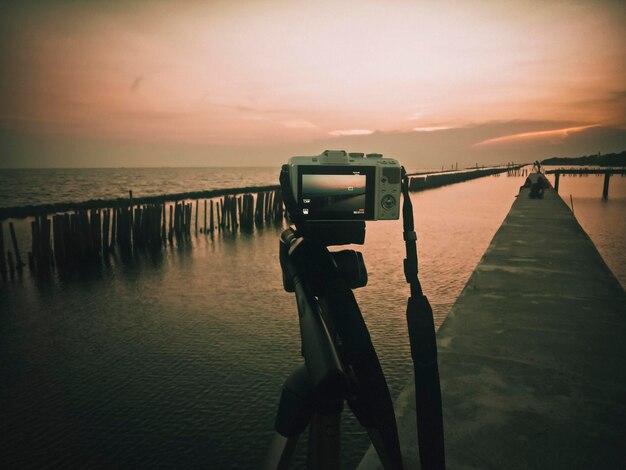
[401,170,423,298]
[279,165,303,226]
[401,168,446,470]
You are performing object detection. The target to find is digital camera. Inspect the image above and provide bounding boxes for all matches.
[287,150,401,221]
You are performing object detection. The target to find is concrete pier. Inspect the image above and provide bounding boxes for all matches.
[360,174,626,469]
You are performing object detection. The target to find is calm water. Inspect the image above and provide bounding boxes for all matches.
[1,170,624,468]
[0,168,281,208]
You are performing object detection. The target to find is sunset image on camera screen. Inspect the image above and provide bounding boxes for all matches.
[302,174,366,214]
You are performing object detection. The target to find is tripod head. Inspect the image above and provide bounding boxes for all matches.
[280,228,367,295]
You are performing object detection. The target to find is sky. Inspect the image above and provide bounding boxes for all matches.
[1,0,625,168]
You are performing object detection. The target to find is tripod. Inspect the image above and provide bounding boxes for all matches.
[265,224,404,469]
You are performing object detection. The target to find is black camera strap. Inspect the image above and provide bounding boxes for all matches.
[401,170,423,298]
[279,165,302,226]
[401,168,446,470]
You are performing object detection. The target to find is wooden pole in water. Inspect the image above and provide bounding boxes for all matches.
[266,191,272,221]
[180,203,184,238]
[96,211,102,257]
[31,220,40,269]
[183,203,187,236]
[110,207,117,249]
[224,197,229,231]
[237,196,243,225]
[204,200,207,234]
[158,204,164,245]
[210,200,214,233]
[189,203,193,236]
[184,203,188,236]
[554,173,560,193]
[222,197,228,230]
[184,203,189,236]
[159,204,165,241]
[78,211,87,260]
[173,203,179,239]
[168,204,173,242]
[222,199,226,229]
[255,192,265,226]
[189,203,193,234]
[227,197,231,231]
[40,216,52,266]
[179,203,184,237]
[41,217,54,266]
[232,196,238,230]
[71,212,79,260]
[9,222,24,271]
[102,209,110,255]
[57,214,64,263]
[63,213,73,262]
[217,200,222,231]
[195,200,199,235]
[178,203,182,237]
[52,215,60,265]
[129,190,134,229]
[602,173,610,200]
[115,209,123,250]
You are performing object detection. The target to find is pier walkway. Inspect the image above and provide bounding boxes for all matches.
[360,174,626,469]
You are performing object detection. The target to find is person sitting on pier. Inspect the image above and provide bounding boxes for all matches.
[529,176,548,199]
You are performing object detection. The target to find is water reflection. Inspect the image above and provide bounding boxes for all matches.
[6,172,623,468]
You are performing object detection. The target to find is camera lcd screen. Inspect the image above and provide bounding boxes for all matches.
[297,166,375,220]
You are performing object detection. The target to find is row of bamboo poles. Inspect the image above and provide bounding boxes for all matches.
[408,166,525,191]
[506,167,528,177]
[0,189,284,279]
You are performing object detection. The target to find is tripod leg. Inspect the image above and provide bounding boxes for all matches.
[265,433,300,470]
[264,365,314,470]
[365,427,403,470]
[307,412,341,470]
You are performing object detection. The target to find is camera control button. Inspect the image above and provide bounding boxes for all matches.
[381,194,396,210]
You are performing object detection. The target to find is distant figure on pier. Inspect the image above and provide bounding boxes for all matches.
[532,160,542,173]
[529,176,548,199]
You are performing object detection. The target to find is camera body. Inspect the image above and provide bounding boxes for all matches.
[288,150,401,221]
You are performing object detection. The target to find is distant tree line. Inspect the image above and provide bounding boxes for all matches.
[541,150,626,166]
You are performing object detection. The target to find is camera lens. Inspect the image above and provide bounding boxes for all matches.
[381,194,396,210]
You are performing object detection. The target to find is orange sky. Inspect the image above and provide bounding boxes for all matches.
[0,0,625,167]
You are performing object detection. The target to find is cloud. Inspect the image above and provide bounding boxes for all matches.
[280,119,318,129]
[328,129,373,136]
[406,112,425,120]
[473,125,596,147]
[414,126,452,132]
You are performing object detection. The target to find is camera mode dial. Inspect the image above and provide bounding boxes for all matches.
[381,194,396,210]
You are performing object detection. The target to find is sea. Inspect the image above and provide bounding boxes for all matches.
[0,167,624,468]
